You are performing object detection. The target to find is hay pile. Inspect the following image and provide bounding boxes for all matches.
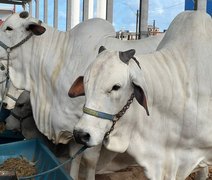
[0,157,37,178]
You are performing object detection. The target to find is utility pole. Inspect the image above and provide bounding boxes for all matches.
[136,10,139,40]
[153,20,155,35]
[194,0,198,10]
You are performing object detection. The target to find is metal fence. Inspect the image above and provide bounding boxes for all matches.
[26,0,113,31]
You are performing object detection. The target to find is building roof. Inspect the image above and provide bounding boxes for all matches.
[0,0,31,5]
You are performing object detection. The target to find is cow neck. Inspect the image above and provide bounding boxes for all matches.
[0,32,34,111]
[138,49,179,110]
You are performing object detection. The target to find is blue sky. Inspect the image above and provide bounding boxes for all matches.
[0,0,184,32]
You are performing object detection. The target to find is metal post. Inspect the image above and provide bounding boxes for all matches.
[35,0,39,19]
[66,0,71,31]
[194,0,198,10]
[83,0,89,20]
[44,0,48,23]
[71,0,80,28]
[29,1,32,16]
[106,0,113,23]
[83,0,94,20]
[97,0,107,19]
[138,0,142,39]
[54,0,58,28]
[136,10,139,40]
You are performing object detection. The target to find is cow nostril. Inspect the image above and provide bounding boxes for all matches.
[73,130,90,145]
[81,132,90,142]
[3,102,7,107]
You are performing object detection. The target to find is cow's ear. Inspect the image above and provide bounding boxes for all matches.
[26,24,46,36]
[129,60,149,116]
[68,76,85,98]
[133,83,149,116]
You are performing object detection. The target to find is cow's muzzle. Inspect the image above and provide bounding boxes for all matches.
[73,129,90,146]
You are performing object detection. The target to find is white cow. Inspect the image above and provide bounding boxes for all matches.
[0,11,165,180]
[0,12,117,141]
[0,11,116,179]
[69,11,212,180]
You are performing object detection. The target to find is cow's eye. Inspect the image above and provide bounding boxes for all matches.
[111,84,121,91]
[5,26,13,31]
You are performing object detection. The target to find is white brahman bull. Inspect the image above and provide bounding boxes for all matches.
[0,11,165,180]
[69,11,212,180]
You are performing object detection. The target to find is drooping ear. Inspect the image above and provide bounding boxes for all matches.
[119,49,135,64]
[129,59,149,116]
[26,24,46,36]
[68,76,85,98]
[133,83,149,116]
[98,46,106,54]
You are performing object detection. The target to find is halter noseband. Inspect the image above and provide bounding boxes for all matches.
[83,93,135,139]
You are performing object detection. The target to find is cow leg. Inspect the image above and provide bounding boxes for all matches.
[79,145,102,180]
[69,142,83,180]
[194,167,208,180]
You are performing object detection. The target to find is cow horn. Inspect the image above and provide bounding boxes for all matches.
[98,46,106,54]
[19,11,29,19]
[119,49,136,64]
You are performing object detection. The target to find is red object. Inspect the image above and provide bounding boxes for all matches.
[0,19,3,26]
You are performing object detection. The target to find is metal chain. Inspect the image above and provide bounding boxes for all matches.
[104,93,135,139]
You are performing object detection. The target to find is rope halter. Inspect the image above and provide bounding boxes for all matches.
[83,93,135,139]
[0,32,33,111]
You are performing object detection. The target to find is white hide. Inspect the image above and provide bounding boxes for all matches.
[72,11,212,180]
[0,12,163,180]
[1,14,116,144]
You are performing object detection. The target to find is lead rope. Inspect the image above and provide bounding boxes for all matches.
[18,145,87,179]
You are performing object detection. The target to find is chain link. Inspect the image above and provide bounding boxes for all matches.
[104,93,135,139]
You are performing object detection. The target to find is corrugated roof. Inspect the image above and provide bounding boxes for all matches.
[0,0,31,5]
